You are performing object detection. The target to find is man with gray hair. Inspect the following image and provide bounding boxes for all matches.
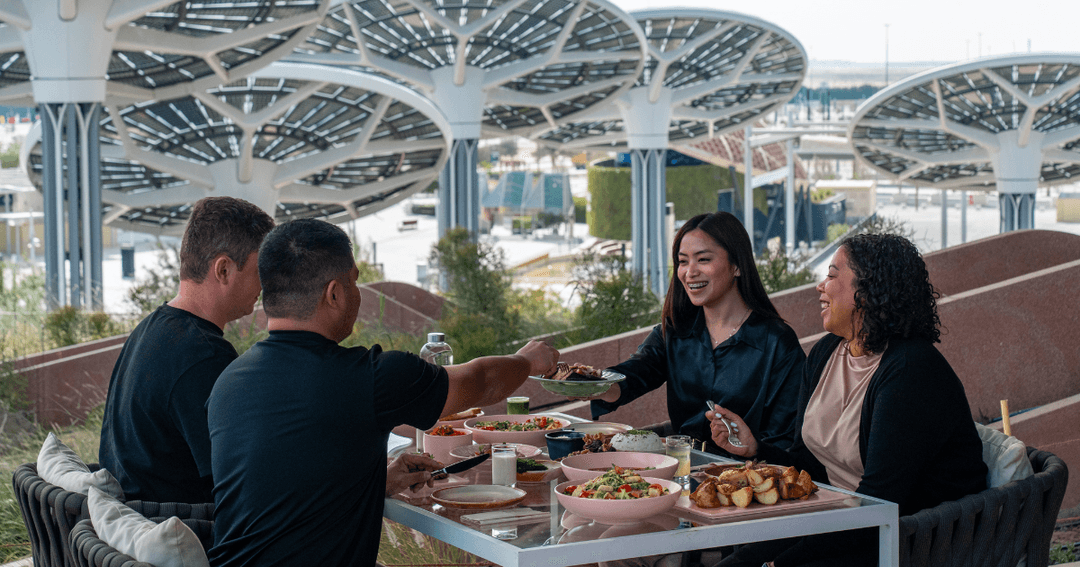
[207,218,558,567]
[100,196,274,504]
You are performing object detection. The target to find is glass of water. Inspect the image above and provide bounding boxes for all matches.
[665,435,692,491]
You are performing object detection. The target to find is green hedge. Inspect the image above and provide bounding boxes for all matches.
[587,163,767,240]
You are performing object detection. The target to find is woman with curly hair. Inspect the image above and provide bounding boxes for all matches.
[587,212,805,455]
[708,233,987,567]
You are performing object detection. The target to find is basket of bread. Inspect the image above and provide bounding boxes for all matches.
[690,461,818,509]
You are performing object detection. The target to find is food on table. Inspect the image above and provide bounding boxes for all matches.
[440,407,482,421]
[428,425,466,436]
[610,430,664,453]
[566,433,616,457]
[562,466,669,500]
[472,416,563,432]
[516,458,548,474]
[550,362,605,382]
[690,461,818,509]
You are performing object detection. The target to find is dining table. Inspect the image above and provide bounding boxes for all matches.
[384,412,899,567]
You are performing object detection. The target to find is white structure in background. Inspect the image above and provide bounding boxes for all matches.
[25,63,451,237]
[289,0,647,239]
[535,9,807,296]
[849,53,1080,235]
[0,0,328,308]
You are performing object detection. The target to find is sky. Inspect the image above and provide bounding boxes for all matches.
[610,0,1080,64]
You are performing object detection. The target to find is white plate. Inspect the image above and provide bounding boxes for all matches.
[430,485,527,510]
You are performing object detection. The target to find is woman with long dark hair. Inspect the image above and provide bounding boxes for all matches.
[708,233,987,567]
[589,212,805,453]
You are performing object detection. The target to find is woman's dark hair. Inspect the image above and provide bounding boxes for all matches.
[840,233,941,353]
[661,212,781,336]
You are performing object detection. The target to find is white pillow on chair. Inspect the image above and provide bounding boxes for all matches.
[87,486,209,567]
[37,432,124,498]
[974,422,1034,488]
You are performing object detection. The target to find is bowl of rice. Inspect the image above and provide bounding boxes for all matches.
[610,430,664,453]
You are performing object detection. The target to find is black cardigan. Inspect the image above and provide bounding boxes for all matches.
[756,334,987,566]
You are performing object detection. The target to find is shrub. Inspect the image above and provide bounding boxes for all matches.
[756,248,816,294]
[44,307,122,347]
[826,223,850,244]
[566,253,660,345]
[573,196,587,223]
[126,243,180,315]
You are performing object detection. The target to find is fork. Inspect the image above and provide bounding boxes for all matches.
[705,400,744,448]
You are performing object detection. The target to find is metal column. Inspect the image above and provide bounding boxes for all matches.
[785,138,795,254]
[743,126,754,254]
[39,102,103,310]
[630,149,668,298]
[960,190,968,243]
[940,189,948,250]
[999,193,1035,232]
[437,138,481,238]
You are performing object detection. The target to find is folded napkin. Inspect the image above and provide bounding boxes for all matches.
[461,508,550,526]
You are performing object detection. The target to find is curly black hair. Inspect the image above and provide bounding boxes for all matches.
[839,233,941,354]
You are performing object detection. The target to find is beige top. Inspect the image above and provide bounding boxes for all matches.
[801,342,883,492]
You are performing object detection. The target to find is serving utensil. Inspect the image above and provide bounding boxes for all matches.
[705,400,744,448]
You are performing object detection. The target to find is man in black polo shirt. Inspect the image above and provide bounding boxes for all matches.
[207,219,558,566]
[99,196,274,503]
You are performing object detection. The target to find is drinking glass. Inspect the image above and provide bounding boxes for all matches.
[506,396,530,415]
[491,443,517,487]
[665,435,692,491]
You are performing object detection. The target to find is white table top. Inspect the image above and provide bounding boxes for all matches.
[385,414,900,567]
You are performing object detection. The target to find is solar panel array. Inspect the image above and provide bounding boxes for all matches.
[849,55,1080,189]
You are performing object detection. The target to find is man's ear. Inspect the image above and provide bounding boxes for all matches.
[324,277,344,309]
[211,255,232,285]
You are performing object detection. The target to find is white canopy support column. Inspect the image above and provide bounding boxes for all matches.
[629,149,668,297]
[786,138,796,254]
[743,125,754,254]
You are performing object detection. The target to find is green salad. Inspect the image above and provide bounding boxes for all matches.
[562,466,668,500]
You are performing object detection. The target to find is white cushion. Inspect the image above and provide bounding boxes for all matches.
[87,487,209,567]
[37,432,124,498]
[974,422,1034,488]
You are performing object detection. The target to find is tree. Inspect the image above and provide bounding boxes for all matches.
[125,243,180,315]
[430,228,520,361]
[566,253,660,345]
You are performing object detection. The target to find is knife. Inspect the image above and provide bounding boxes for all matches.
[430,453,490,479]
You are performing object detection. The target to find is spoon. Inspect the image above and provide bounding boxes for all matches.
[705,400,744,448]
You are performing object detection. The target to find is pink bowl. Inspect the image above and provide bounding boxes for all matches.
[422,428,473,464]
[464,414,568,447]
[559,452,680,482]
[554,477,683,525]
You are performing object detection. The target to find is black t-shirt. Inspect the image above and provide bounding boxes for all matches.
[207,330,448,567]
[99,304,237,503]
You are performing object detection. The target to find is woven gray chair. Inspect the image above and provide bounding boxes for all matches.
[12,463,97,567]
[68,518,214,567]
[12,463,216,567]
[899,447,1068,567]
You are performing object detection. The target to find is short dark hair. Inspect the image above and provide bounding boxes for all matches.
[839,232,941,354]
[180,197,274,282]
[661,212,782,336]
[259,219,355,319]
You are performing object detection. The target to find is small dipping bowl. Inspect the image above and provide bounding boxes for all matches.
[546,431,586,460]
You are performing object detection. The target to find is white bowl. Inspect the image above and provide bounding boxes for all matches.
[464,414,568,447]
[555,477,682,525]
[559,452,680,482]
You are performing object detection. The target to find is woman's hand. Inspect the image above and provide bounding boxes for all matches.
[706,405,758,457]
[385,453,439,495]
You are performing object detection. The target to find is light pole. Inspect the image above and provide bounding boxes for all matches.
[884,24,890,84]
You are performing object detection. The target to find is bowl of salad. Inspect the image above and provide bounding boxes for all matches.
[464,414,568,446]
[560,451,679,482]
[555,467,682,525]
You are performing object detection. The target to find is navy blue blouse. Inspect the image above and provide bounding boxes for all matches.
[592,311,805,452]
